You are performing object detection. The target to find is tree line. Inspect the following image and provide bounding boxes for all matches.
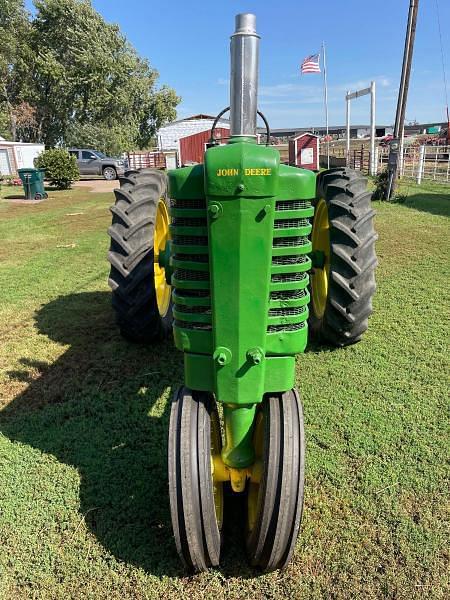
[0,0,180,155]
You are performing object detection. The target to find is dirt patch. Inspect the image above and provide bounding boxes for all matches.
[74,179,118,193]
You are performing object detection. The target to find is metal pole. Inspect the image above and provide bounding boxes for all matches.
[417,145,425,184]
[386,0,419,199]
[322,41,330,169]
[230,13,260,138]
[346,92,351,166]
[370,81,376,175]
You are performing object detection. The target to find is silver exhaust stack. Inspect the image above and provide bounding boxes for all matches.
[230,13,260,138]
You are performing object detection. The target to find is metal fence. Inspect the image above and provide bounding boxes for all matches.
[415,145,450,183]
[126,151,166,170]
[348,147,372,174]
[326,143,450,185]
[378,145,450,184]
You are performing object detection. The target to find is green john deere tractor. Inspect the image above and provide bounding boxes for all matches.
[107,13,377,573]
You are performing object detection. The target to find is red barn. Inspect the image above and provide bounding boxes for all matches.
[179,128,229,165]
[288,133,319,170]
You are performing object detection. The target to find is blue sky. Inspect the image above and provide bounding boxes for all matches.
[26,0,450,128]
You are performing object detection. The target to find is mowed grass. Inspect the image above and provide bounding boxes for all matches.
[0,179,449,599]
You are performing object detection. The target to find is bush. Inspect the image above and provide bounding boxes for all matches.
[35,148,80,189]
[372,169,389,200]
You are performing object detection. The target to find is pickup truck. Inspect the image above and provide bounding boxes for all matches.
[68,148,126,180]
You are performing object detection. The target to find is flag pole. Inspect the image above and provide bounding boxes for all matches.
[322,41,330,169]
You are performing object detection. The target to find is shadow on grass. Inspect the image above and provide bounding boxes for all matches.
[2,193,27,200]
[397,191,450,218]
[0,290,325,579]
[0,291,186,577]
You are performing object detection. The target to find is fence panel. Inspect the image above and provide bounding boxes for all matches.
[378,144,450,184]
[349,147,371,175]
[127,151,166,170]
[419,145,450,183]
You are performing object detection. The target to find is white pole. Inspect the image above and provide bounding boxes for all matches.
[322,41,330,169]
[370,80,376,175]
[346,91,351,166]
[417,144,425,184]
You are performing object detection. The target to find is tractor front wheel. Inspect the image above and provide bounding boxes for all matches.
[309,168,378,346]
[246,389,305,572]
[168,387,223,572]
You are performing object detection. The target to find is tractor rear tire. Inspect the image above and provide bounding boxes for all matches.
[107,168,173,343]
[246,389,305,572]
[309,168,378,346]
[168,387,223,572]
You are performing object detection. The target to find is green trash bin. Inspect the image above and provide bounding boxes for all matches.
[17,168,48,200]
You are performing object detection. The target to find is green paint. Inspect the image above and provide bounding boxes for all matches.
[168,138,316,467]
[222,404,257,468]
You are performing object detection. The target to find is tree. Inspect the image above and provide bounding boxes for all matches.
[0,0,32,140]
[0,0,180,152]
[30,0,179,150]
[65,122,136,157]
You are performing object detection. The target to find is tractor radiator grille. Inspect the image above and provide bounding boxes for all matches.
[273,236,309,247]
[267,322,306,333]
[271,272,307,283]
[172,217,207,228]
[174,268,209,281]
[174,320,212,331]
[273,218,309,229]
[170,198,206,209]
[176,289,210,298]
[268,197,312,335]
[269,306,307,317]
[172,235,208,246]
[276,199,310,211]
[270,289,307,300]
[175,304,211,314]
[170,197,211,333]
[173,253,209,263]
[272,255,309,265]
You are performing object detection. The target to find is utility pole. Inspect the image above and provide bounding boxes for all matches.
[386,0,419,200]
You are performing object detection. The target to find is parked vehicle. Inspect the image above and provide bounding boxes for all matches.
[68,148,126,180]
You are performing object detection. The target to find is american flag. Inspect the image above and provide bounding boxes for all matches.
[301,53,321,74]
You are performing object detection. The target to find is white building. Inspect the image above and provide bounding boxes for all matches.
[157,114,230,152]
[0,138,45,175]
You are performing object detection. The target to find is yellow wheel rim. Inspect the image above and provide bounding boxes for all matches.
[247,411,264,532]
[211,413,224,529]
[154,198,171,317]
[311,198,331,319]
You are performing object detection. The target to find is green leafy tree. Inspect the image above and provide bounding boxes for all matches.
[35,148,80,189]
[0,0,180,152]
[30,0,180,150]
[65,122,136,157]
[0,0,32,140]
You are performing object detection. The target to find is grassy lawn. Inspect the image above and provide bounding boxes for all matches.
[0,179,449,599]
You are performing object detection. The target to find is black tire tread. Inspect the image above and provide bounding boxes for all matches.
[246,389,305,572]
[168,387,221,572]
[310,167,378,346]
[107,168,172,342]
